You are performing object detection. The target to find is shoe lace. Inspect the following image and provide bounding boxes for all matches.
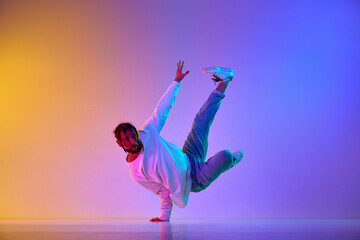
[211,75,223,85]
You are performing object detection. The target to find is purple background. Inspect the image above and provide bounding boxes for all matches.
[0,0,359,219]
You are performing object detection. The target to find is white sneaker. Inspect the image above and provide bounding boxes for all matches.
[232,150,243,166]
[203,67,233,83]
[222,150,243,173]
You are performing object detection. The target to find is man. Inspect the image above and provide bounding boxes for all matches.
[114,60,244,222]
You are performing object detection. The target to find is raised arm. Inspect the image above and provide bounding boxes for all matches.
[141,60,189,132]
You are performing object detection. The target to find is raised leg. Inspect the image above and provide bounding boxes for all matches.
[182,89,225,162]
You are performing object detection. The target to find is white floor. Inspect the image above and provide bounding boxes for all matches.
[0,219,359,240]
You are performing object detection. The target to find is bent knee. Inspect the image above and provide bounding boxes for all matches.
[218,150,233,163]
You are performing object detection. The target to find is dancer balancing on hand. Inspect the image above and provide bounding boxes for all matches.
[114,60,244,222]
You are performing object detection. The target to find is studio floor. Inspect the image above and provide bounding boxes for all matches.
[0,219,359,240]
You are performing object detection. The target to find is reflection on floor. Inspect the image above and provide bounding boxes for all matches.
[0,219,359,240]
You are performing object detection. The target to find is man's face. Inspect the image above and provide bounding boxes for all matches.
[117,128,141,153]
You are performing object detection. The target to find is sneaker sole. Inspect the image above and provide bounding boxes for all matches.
[203,67,233,74]
[203,67,233,82]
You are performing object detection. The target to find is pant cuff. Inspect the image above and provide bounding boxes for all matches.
[212,89,225,99]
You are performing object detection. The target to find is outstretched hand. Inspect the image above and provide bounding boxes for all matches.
[175,60,190,82]
[150,217,169,222]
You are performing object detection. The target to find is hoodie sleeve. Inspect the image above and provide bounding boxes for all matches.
[134,178,173,221]
[157,185,173,221]
[141,81,180,133]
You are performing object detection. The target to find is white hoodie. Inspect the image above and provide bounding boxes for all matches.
[127,81,192,220]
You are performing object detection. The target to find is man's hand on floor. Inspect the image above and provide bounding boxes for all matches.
[150,217,169,222]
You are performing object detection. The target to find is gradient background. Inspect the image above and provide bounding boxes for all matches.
[1,0,359,220]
